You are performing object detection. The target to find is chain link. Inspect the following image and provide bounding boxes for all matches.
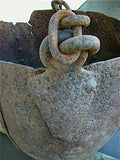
[48,10,80,65]
[51,0,71,11]
[39,1,100,67]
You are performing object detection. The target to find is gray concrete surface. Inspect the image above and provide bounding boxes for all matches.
[0,132,119,160]
[79,0,120,20]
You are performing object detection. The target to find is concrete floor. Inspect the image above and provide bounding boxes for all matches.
[0,132,119,160]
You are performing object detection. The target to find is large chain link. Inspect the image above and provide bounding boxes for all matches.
[49,10,81,64]
[39,1,100,67]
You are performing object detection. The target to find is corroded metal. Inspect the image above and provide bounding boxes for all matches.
[0,4,120,160]
[51,0,62,11]
[59,35,100,55]
[48,10,80,64]
[40,35,100,70]
[0,22,42,68]
[51,0,71,11]
[29,10,120,65]
[60,14,90,28]
[48,10,100,64]
[0,57,120,160]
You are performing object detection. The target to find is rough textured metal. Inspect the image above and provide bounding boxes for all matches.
[60,15,90,29]
[40,36,89,70]
[60,0,71,10]
[0,57,120,160]
[0,21,42,68]
[59,35,100,55]
[48,10,80,64]
[48,10,100,64]
[51,0,71,11]
[51,0,62,11]
[0,9,120,160]
[28,56,120,147]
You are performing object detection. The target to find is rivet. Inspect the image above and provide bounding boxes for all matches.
[18,47,22,52]
[15,35,20,41]
[20,59,24,62]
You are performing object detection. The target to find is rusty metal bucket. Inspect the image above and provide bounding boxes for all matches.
[0,4,120,160]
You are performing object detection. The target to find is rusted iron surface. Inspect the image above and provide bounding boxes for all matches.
[60,14,90,28]
[48,9,100,65]
[28,57,120,153]
[0,21,42,68]
[40,35,100,71]
[48,10,80,64]
[51,0,71,11]
[59,35,100,55]
[0,8,120,160]
[0,58,120,160]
